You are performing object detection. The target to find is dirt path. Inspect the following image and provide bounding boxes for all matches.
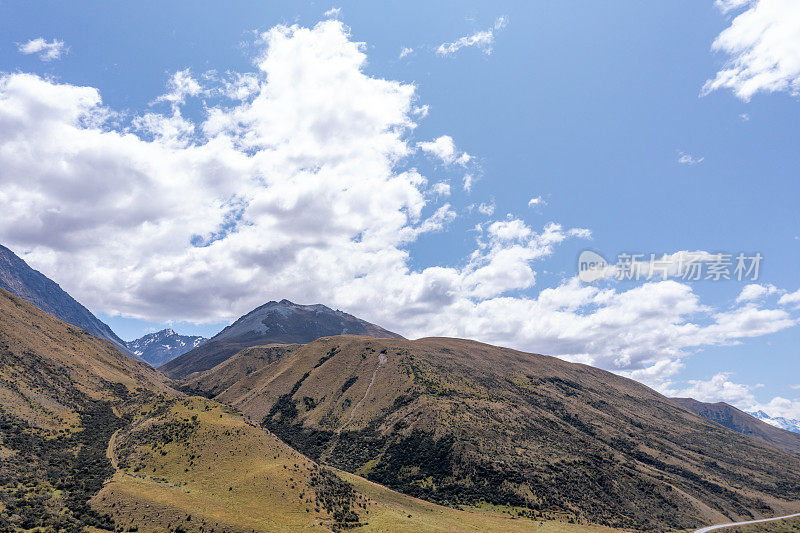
[106,428,121,470]
[338,353,386,433]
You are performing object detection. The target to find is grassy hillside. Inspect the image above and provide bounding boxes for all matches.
[93,395,618,533]
[186,335,800,531]
[0,288,171,530]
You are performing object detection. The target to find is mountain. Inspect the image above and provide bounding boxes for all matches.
[749,410,800,435]
[160,299,402,379]
[185,335,800,531]
[0,287,594,533]
[673,398,800,454]
[0,243,129,354]
[125,328,207,367]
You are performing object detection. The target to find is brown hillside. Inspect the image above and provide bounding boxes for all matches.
[185,335,800,531]
[0,288,172,530]
[0,288,610,532]
[94,395,613,533]
[0,288,170,430]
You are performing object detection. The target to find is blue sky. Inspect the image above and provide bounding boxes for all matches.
[1,1,798,418]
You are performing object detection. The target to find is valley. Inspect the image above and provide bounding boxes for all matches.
[1,253,799,532]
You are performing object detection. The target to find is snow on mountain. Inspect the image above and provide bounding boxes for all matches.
[748,410,800,434]
[125,328,208,367]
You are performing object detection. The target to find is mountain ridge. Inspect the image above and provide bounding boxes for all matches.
[0,243,130,355]
[672,397,800,455]
[184,334,800,531]
[160,299,402,379]
[749,409,800,434]
[125,328,207,367]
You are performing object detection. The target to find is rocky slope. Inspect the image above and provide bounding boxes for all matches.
[185,335,800,531]
[125,328,207,367]
[0,243,129,354]
[673,398,800,454]
[160,299,402,379]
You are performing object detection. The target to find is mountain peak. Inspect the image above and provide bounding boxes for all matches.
[126,328,207,368]
[160,299,402,379]
[748,409,800,434]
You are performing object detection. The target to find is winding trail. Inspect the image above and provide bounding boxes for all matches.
[694,513,800,532]
[338,353,386,433]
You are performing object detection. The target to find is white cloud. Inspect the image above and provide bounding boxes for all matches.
[417,135,471,165]
[740,113,750,121]
[1,20,798,391]
[528,196,546,208]
[476,201,495,216]
[715,0,754,14]
[412,105,429,118]
[436,16,508,56]
[154,68,203,107]
[736,283,778,302]
[430,181,451,197]
[678,151,704,165]
[324,7,341,18]
[673,373,754,404]
[779,289,800,307]
[463,173,475,192]
[207,71,260,101]
[399,47,414,59]
[704,0,800,100]
[17,38,67,61]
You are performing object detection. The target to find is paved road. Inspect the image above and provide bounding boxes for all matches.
[694,513,800,532]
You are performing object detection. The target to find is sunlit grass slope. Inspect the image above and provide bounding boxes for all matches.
[92,396,620,533]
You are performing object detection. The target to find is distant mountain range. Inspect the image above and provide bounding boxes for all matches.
[673,398,800,454]
[125,328,208,367]
[0,244,130,354]
[160,299,402,379]
[749,410,800,434]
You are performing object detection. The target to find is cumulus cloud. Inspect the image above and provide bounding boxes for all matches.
[399,47,414,59]
[736,283,778,302]
[704,0,800,100]
[436,16,508,56]
[430,181,451,197]
[528,196,546,208]
[324,7,341,18]
[17,38,67,61]
[779,289,800,307]
[1,20,798,393]
[153,68,203,107]
[417,135,471,165]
